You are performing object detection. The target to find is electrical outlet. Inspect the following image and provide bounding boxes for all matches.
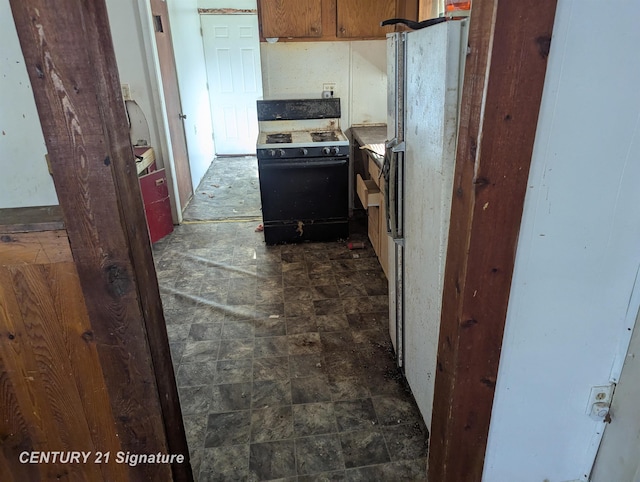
[585,384,614,415]
[121,83,132,101]
[322,82,336,94]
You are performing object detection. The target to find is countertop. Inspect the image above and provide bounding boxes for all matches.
[350,125,387,168]
[350,125,387,147]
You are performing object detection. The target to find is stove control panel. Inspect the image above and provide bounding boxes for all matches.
[258,144,349,159]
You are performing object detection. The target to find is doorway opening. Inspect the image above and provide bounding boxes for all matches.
[180,11,263,223]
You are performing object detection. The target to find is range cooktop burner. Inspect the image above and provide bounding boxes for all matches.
[311,131,339,142]
[266,133,292,144]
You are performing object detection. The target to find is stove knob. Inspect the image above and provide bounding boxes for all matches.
[322,147,331,155]
[268,149,276,157]
[331,146,340,155]
[299,148,308,156]
[277,149,286,157]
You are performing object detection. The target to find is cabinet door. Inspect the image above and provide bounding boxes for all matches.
[397,0,419,20]
[418,0,441,20]
[260,0,323,38]
[336,0,396,38]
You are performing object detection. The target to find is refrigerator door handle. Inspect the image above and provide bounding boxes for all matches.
[384,139,405,243]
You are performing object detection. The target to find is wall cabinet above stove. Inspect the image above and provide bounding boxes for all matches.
[258,0,417,41]
[259,0,323,39]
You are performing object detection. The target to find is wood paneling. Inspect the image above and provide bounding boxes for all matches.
[260,0,324,38]
[9,1,191,480]
[0,231,127,481]
[0,231,71,265]
[336,0,396,38]
[428,1,558,481]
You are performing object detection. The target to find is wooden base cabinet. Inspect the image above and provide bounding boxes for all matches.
[356,156,390,277]
[134,148,174,244]
[139,168,174,244]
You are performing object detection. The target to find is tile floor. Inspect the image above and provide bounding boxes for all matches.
[153,157,428,481]
[182,155,261,221]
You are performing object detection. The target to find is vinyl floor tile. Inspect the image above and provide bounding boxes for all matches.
[154,157,427,481]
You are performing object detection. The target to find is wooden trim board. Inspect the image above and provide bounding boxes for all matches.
[0,206,64,233]
[428,1,558,480]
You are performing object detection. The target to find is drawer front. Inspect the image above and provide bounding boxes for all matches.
[139,168,169,201]
[356,174,381,208]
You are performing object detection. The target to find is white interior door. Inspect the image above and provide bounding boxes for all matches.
[201,14,262,155]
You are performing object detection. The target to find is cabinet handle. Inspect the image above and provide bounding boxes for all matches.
[155,178,165,186]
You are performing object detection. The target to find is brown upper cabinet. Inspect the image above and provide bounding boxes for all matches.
[259,0,323,38]
[258,0,421,41]
[336,0,396,38]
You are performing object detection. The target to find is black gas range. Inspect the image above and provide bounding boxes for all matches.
[256,98,349,245]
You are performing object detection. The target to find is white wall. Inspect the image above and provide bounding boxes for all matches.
[483,1,640,480]
[0,0,168,209]
[167,0,216,189]
[197,0,386,128]
[260,40,387,127]
[106,0,165,166]
[0,0,58,208]
[350,41,388,125]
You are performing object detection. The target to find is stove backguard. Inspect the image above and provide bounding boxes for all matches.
[257,98,341,121]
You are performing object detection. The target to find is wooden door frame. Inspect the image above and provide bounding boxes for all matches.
[135,0,186,224]
[428,1,557,481]
[9,1,192,481]
[149,0,194,213]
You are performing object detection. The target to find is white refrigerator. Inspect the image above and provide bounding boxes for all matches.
[385,19,468,427]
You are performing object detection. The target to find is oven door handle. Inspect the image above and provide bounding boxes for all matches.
[261,159,348,169]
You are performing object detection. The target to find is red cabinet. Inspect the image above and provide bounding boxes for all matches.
[135,148,173,243]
